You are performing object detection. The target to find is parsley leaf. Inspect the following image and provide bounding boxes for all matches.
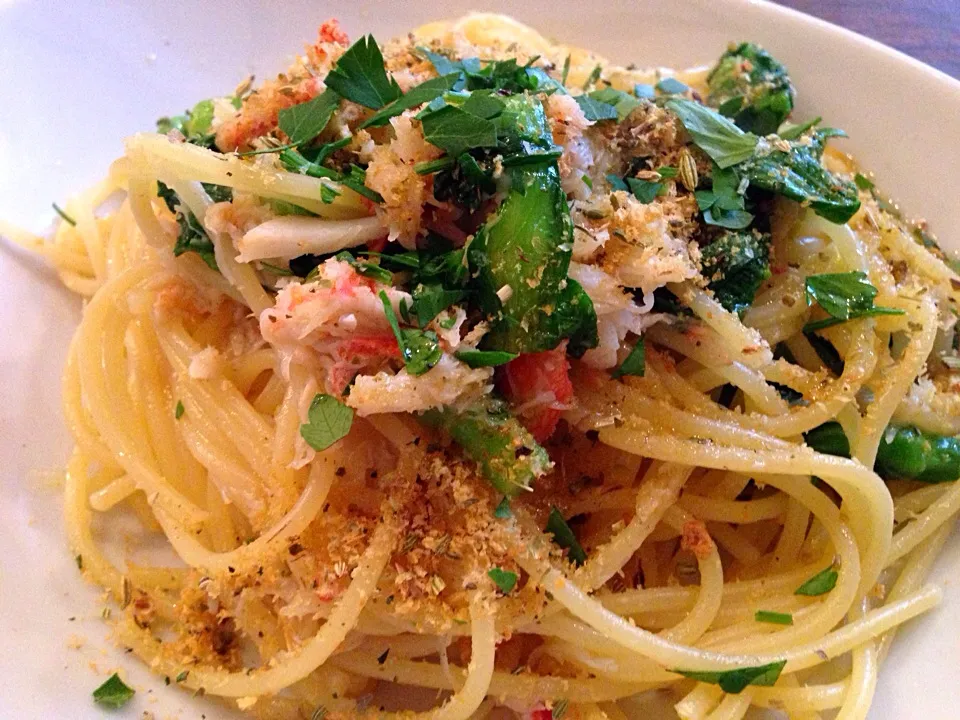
[701,230,771,315]
[455,349,518,368]
[634,83,656,99]
[804,271,904,331]
[324,35,401,109]
[583,64,602,89]
[420,105,499,158]
[588,87,641,120]
[488,567,518,594]
[545,507,587,566]
[795,567,838,596]
[674,660,787,694]
[360,74,462,128]
[156,181,222,270]
[666,99,759,169]
[379,290,442,375]
[494,497,512,518]
[854,172,875,191]
[778,116,822,141]
[278,89,339,145]
[696,164,754,230]
[157,98,217,147]
[411,282,464,327]
[300,394,354,451]
[561,55,571,85]
[612,338,645,378]
[574,95,618,121]
[626,177,666,203]
[656,77,689,95]
[174,400,185,420]
[755,610,794,625]
[416,46,461,77]
[92,673,135,709]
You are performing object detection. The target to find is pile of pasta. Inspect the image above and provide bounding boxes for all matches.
[6,13,960,720]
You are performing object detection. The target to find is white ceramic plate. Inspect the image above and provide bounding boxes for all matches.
[2,1,959,717]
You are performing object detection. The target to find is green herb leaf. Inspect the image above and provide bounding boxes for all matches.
[488,567,518,594]
[157,181,222,271]
[320,184,341,204]
[612,338,645,379]
[92,673,135,709]
[701,230,771,315]
[455,349,519,368]
[795,567,838,596]
[379,290,442,375]
[674,660,787,694]
[52,202,76,226]
[411,282,464,327]
[416,46,461,77]
[583,64,602,89]
[300,394,354,451]
[804,271,904,330]
[606,173,629,192]
[634,83,655,99]
[561,55,571,85]
[494,497,512,518]
[854,172,875,191]
[174,400,185,420]
[657,166,679,178]
[545,507,587,566]
[626,177,666,203]
[324,35,401,109]
[656,77,689,95]
[778,116,822,141]
[755,610,794,625]
[278,89,340,145]
[666,99,759,169]
[420,105,499,158]
[574,95,618,122]
[707,43,795,135]
[360,73,462,128]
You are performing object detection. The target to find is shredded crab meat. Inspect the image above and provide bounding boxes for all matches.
[347,354,494,416]
[569,262,662,369]
[365,114,443,248]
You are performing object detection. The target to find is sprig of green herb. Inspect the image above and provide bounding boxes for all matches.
[804,271,904,332]
[420,105,499,157]
[455,349,518,368]
[795,567,838,596]
[360,73,462,128]
[545,507,587,566]
[299,394,354,451]
[612,338,645,378]
[92,673,135,709]
[379,290,442,375]
[324,35,401,109]
[278,89,339,145]
[574,95,618,121]
[488,567,518,594]
[673,660,787,694]
[755,610,794,625]
[666,99,759,169]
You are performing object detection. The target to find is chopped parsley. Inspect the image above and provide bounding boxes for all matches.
[804,271,904,332]
[455,350,518,368]
[612,338,645,379]
[494,497,512,518]
[795,567,839,596]
[360,73,462,128]
[854,172,875,191]
[299,394,354,451]
[755,610,794,625]
[666,99,759,169]
[323,35,401,109]
[419,105,499,157]
[700,230,772,315]
[574,95,618,122]
[674,660,787,694]
[174,400,185,420]
[488,567,518,594]
[626,177,666,203]
[379,290,442,376]
[656,77,689,95]
[92,673,135,709]
[545,507,587,566]
[278,89,339,145]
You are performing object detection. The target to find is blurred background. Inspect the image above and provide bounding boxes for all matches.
[777,0,959,77]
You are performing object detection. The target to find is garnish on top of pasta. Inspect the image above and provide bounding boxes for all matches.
[8,12,960,719]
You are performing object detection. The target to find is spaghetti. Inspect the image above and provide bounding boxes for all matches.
[8,12,960,720]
